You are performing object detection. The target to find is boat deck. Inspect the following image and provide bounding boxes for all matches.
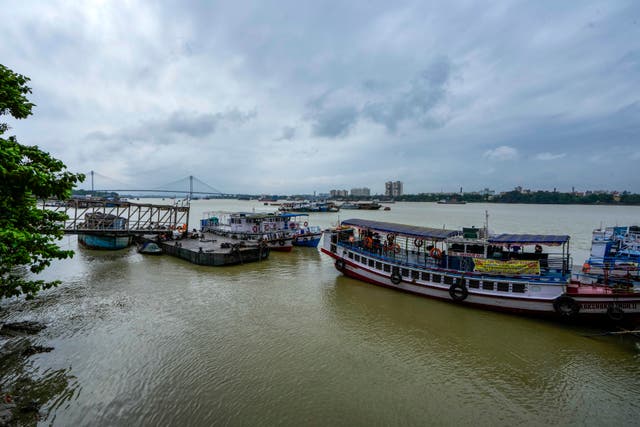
[138,232,269,266]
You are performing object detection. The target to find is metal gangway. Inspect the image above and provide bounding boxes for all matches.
[45,198,190,235]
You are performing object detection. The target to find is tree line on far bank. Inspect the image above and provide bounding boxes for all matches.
[397,191,640,204]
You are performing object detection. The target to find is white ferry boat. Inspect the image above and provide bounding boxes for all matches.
[321,219,640,324]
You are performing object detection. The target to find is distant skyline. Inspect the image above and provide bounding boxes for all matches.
[2,1,639,194]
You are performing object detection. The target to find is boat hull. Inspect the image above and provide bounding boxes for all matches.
[78,233,132,250]
[321,247,640,324]
[292,234,322,247]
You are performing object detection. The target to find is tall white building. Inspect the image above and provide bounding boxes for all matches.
[385,181,403,197]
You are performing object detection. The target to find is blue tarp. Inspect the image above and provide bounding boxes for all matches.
[488,234,569,245]
[341,219,460,241]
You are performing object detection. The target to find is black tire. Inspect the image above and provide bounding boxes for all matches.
[390,273,402,284]
[278,240,285,246]
[414,238,423,247]
[335,259,346,271]
[449,282,468,301]
[607,305,624,322]
[553,296,580,317]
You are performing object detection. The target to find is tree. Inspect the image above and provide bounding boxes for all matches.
[0,64,84,299]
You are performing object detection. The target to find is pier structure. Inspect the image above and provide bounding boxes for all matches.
[45,198,190,235]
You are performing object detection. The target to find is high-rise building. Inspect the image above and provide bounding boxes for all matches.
[350,187,370,197]
[330,189,349,198]
[385,181,403,197]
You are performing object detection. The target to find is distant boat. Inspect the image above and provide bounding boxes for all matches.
[340,202,360,209]
[437,198,466,204]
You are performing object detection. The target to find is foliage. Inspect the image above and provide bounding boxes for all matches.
[0,64,84,299]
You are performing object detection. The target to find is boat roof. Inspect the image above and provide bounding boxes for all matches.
[488,234,570,245]
[341,219,461,241]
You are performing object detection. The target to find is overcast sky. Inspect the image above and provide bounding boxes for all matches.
[2,1,639,194]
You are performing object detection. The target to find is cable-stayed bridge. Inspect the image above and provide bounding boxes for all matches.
[79,171,234,198]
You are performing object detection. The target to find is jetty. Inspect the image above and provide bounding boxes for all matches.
[137,232,270,266]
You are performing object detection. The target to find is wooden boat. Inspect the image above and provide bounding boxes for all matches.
[321,219,640,324]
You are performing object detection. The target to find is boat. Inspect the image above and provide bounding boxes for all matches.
[77,212,132,250]
[340,202,360,210]
[137,240,163,255]
[282,213,322,247]
[437,198,466,204]
[581,226,640,287]
[278,201,340,213]
[321,218,640,324]
[200,211,294,252]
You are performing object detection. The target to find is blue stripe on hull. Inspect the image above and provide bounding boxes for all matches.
[78,234,132,250]
[292,236,321,247]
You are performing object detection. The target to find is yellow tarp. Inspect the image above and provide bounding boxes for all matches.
[474,258,540,275]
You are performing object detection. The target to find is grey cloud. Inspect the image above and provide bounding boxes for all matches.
[84,109,256,143]
[363,58,452,132]
[275,126,296,141]
[310,105,359,138]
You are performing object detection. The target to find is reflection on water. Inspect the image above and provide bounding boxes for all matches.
[0,202,639,425]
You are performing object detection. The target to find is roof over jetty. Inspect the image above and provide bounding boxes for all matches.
[488,234,570,245]
[341,219,461,241]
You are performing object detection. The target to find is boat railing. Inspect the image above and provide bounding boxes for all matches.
[337,240,563,283]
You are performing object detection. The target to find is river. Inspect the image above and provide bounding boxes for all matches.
[1,201,639,425]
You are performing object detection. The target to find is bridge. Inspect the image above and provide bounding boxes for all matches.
[79,171,236,198]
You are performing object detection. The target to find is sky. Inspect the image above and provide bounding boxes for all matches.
[1,0,639,195]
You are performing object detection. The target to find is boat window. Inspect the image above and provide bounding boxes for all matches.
[354,254,360,262]
[512,283,526,293]
[432,274,441,283]
[383,264,391,272]
[411,270,419,279]
[348,252,353,259]
[482,282,494,291]
[401,268,410,277]
[497,282,509,292]
[376,261,382,270]
[468,279,480,289]
[421,272,430,281]
[330,244,336,253]
[443,276,454,285]
[368,259,374,267]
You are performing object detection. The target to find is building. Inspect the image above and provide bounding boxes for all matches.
[385,181,403,197]
[330,189,349,198]
[350,187,371,197]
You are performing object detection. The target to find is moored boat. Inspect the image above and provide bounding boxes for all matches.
[321,219,640,324]
[137,240,163,255]
[200,211,294,252]
[282,213,322,247]
[581,226,640,287]
[77,212,132,250]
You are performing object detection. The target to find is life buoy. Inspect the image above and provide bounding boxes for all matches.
[278,239,285,246]
[289,222,296,229]
[253,225,258,233]
[303,221,309,227]
[414,239,424,247]
[535,244,543,253]
[390,272,402,284]
[607,305,624,322]
[393,243,401,253]
[387,234,396,244]
[449,281,468,301]
[335,258,346,271]
[553,296,580,317]
[582,263,591,273]
[430,247,443,259]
